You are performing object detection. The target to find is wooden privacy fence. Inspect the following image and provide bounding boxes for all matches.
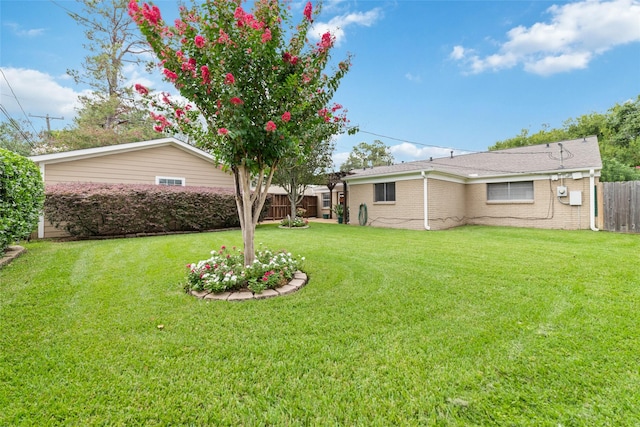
[265,194,318,220]
[602,181,640,233]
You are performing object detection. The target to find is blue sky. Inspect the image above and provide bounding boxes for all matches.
[1,0,639,166]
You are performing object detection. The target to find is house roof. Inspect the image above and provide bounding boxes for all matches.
[29,137,217,165]
[344,136,602,181]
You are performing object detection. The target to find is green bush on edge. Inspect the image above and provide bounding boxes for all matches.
[0,149,45,255]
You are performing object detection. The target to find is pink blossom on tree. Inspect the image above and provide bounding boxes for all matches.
[317,32,333,52]
[130,0,354,263]
[134,83,149,95]
[303,2,313,21]
[200,65,210,84]
[261,28,272,43]
[194,35,205,48]
[163,68,178,81]
[265,121,277,132]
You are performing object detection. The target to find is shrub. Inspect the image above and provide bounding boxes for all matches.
[185,245,303,294]
[44,183,272,238]
[0,149,45,254]
[279,215,309,228]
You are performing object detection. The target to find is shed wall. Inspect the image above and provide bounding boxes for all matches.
[39,145,234,238]
[42,145,233,187]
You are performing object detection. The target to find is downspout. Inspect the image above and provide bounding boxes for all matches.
[589,169,599,231]
[344,180,349,224]
[421,171,431,230]
[38,163,45,239]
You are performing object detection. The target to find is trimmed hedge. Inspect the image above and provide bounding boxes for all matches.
[44,183,271,238]
[0,149,45,254]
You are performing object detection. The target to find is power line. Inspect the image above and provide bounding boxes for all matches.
[0,104,36,148]
[355,128,564,157]
[356,129,479,153]
[0,68,39,135]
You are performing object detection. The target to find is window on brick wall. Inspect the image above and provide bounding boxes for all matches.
[322,193,331,208]
[374,182,396,202]
[487,181,533,201]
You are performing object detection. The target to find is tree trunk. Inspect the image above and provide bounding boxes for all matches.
[233,163,275,265]
[290,198,297,216]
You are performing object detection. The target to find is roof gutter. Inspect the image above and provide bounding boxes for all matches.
[589,169,599,231]
[421,171,431,230]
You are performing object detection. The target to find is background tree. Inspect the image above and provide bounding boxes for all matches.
[131,0,353,263]
[44,0,157,152]
[0,119,40,156]
[67,0,154,97]
[340,140,394,172]
[51,96,158,150]
[272,136,335,223]
[489,95,640,181]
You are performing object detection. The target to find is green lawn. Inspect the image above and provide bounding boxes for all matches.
[1,224,639,425]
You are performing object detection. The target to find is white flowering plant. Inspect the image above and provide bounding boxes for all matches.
[279,215,309,228]
[185,245,304,294]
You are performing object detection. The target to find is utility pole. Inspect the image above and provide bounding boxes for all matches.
[29,113,64,134]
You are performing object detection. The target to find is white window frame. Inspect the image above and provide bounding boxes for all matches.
[374,182,396,203]
[487,181,534,202]
[322,193,331,209]
[156,176,186,186]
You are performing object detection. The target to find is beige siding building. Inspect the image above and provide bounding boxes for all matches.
[344,136,602,231]
[30,137,235,238]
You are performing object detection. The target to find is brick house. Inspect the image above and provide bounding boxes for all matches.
[343,136,602,231]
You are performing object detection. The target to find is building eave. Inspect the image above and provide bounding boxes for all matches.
[28,137,218,165]
[345,165,602,186]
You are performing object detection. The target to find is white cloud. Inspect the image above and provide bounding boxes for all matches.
[524,51,592,75]
[332,150,350,169]
[0,67,90,128]
[123,63,157,90]
[451,0,640,75]
[404,73,422,83]
[311,8,382,46]
[3,22,45,37]
[449,45,467,60]
[319,0,349,15]
[390,143,464,162]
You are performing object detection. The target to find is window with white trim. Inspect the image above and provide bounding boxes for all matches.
[487,181,533,201]
[156,176,185,186]
[374,182,396,202]
[322,193,331,209]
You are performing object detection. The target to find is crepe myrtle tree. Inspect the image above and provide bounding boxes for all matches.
[129,0,353,263]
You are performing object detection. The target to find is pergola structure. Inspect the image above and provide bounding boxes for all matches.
[325,171,351,222]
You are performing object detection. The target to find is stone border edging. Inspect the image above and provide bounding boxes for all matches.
[188,271,308,302]
[0,246,26,269]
